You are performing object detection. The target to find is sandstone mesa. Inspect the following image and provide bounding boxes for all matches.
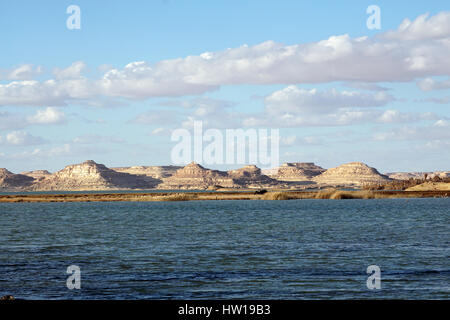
[0,160,448,192]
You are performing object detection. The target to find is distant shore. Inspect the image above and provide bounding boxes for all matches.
[1,190,449,203]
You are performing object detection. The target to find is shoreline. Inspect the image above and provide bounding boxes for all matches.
[0,190,449,203]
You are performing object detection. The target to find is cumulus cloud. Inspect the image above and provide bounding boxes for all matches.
[1,64,43,80]
[133,97,239,129]
[0,108,67,131]
[1,12,450,105]
[417,77,450,91]
[53,61,86,80]
[265,86,394,114]
[240,86,426,127]
[0,79,92,106]
[381,12,450,41]
[0,131,47,146]
[373,120,450,141]
[26,107,67,124]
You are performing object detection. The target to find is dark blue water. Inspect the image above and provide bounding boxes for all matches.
[0,199,449,299]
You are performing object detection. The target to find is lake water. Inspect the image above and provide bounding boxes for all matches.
[0,199,449,299]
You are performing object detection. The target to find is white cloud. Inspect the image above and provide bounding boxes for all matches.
[382,12,450,41]
[72,134,124,144]
[240,86,418,127]
[53,61,86,80]
[0,131,46,146]
[151,127,167,135]
[0,79,92,106]
[1,12,450,105]
[264,86,394,115]
[417,77,450,91]
[4,144,72,160]
[373,120,450,141]
[1,64,43,80]
[26,107,67,125]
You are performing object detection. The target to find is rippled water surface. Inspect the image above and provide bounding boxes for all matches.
[0,199,449,299]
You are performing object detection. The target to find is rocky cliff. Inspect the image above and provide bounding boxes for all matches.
[387,171,450,180]
[20,170,52,181]
[263,162,325,181]
[112,165,181,179]
[31,160,159,190]
[0,168,35,190]
[158,162,236,189]
[5,159,445,191]
[313,162,391,186]
[228,165,280,188]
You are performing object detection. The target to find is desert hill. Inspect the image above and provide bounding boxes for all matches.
[111,165,182,179]
[158,162,236,189]
[227,165,280,188]
[314,162,391,186]
[263,162,325,181]
[0,168,35,190]
[31,160,159,191]
[2,160,447,191]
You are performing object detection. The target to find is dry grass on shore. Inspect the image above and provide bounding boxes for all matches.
[159,193,198,201]
[1,189,449,203]
[262,192,293,200]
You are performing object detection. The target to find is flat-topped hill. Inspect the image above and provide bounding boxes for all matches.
[264,162,325,181]
[31,160,159,190]
[313,162,391,186]
[158,162,236,189]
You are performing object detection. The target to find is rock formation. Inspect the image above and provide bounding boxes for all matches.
[386,172,426,180]
[313,162,391,186]
[4,159,446,191]
[0,168,35,190]
[158,162,236,189]
[112,165,181,179]
[387,171,450,180]
[21,170,52,181]
[264,162,325,181]
[32,160,159,190]
[227,165,280,188]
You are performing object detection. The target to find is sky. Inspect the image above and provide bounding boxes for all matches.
[1,0,450,173]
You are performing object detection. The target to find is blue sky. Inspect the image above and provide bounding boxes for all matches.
[1,0,450,173]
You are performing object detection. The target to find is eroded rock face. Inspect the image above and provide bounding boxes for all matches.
[159,162,236,189]
[20,170,52,181]
[313,162,391,186]
[387,172,426,180]
[264,163,325,181]
[112,166,182,179]
[228,165,279,188]
[32,160,159,190]
[0,168,35,190]
[387,171,450,180]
